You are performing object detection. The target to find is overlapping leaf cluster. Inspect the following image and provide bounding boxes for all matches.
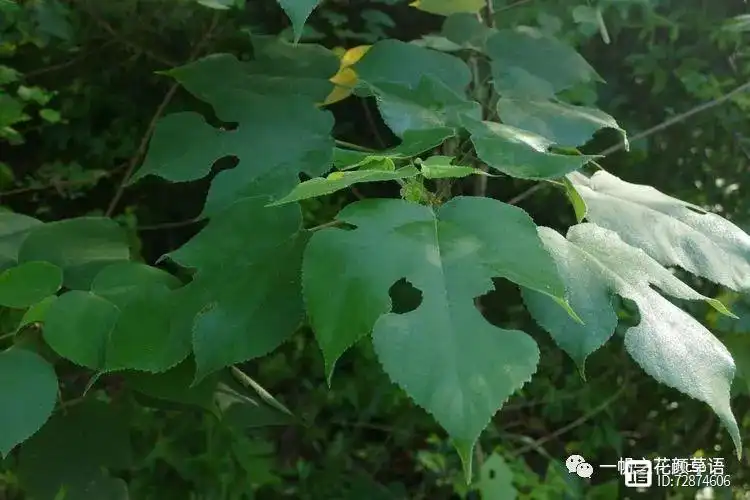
[1,1,749,495]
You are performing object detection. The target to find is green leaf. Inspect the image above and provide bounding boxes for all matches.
[17,295,58,331]
[369,76,481,137]
[496,99,627,148]
[468,120,596,179]
[410,0,484,16]
[304,197,571,474]
[522,223,741,457]
[17,218,130,289]
[441,13,492,51]
[91,262,180,307]
[479,453,517,499]
[418,155,489,179]
[124,357,220,409]
[269,166,419,206]
[133,52,335,214]
[0,348,58,457]
[105,284,189,373]
[333,128,455,168]
[276,0,322,42]
[196,0,234,9]
[167,197,307,381]
[0,212,42,271]
[0,261,62,308]
[355,39,471,94]
[568,170,750,292]
[18,399,132,500]
[484,27,600,99]
[42,291,119,369]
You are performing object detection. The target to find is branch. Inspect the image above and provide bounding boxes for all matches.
[510,383,626,456]
[506,79,750,205]
[472,0,496,197]
[598,79,750,157]
[104,14,219,217]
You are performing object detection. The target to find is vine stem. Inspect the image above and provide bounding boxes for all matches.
[508,78,750,205]
[104,13,220,217]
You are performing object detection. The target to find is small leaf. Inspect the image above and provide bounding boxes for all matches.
[333,128,455,168]
[0,261,62,308]
[18,218,130,289]
[419,155,489,179]
[276,0,322,42]
[269,166,419,206]
[42,291,119,369]
[409,0,484,16]
[485,27,600,98]
[479,453,517,499]
[468,120,596,179]
[523,224,741,456]
[496,98,627,148]
[568,170,750,292]
[196,0,234,9]
[0,348,58,456]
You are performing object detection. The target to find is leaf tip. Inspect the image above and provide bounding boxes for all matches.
[454,438,475,484]
[708,298,738,319]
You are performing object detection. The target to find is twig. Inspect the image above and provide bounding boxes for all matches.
[136,218,201,231]
[598,79,750,157]
[0,163,127,199]
[104,14,219,217]
[307,219,343,232]
[510,384,625,456]
[361,99,387,149]
[505,79,750,205]
[25,41,115,78]
[76,2,176,67]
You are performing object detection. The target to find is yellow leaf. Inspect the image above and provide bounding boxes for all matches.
[320,45,371,106]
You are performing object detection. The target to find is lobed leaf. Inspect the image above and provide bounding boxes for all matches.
[132,48,336,213]
[568,170,750,292]
[522,223,741,457]
[304,197,572,476]
[167,197,307,381]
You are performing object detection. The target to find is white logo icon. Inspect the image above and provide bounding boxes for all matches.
[622,459,653,487]
[566,455,593,478]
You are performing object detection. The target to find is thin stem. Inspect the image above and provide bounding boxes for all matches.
[334,139,375,152]
[104,14,220,217]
